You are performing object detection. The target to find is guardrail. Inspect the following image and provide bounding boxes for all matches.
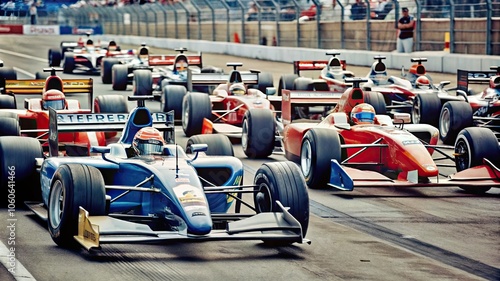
[3,0,499,55]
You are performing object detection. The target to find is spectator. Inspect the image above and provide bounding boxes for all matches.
[246,2,258,21]
[350,0,366,20]
[396,7,415,53]
[30,2,37,25]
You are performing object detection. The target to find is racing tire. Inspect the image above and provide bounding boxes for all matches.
[300,128,342,189]
[0,136,43,205]
[94,95,128,114]
[186,134,234,156]
[48,164,106,248]
[0,68,17,93]
[161,85,186,120]
[439,101,473,145]
[0,94,16,109]
[277,74,299,96]
[0,117,20,136]
[411,94,441,127]
[112,64,129,91]
[363,91,387,115]
[182,92,211,137]
[63,53,75,74]
[256,72,274,93]
[294,77,313,91]
[242,109,275,159]
[48,48,62,67]
[254,161,309,243]
[101,58,120,84]
[35,72,49,80]
[133,69,153,96]
[454,127,500,193]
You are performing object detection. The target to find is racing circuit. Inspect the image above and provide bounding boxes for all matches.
[0,35,498,281]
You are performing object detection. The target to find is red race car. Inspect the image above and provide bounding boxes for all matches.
[0,68,128,155]
[278,52,353,94]
[180,63,278,158]
[279,78,500,193]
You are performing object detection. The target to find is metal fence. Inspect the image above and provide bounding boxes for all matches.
[8,0,499,55]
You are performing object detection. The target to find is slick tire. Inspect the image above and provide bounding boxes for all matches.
[412,94,441,126]
[439,101,473,145]
[112,64,128,91]
[300,128,342,189]
[48,164,106,248]
[277,74,298,96]
[182,92,211,137]
[0,94,16,109]
[0,136,43,205]
[133,69,153,96]
[101,58,120,84]
[364,91,387,115]
[161,85,186,120]
[254,161,309,242]
[94,95,128,139]
[49,48,62,67]
[242,109,275,159]
[0,117,20,136]
[186,134,234,156]
[63,53,75,74]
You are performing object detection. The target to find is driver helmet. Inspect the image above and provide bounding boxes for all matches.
[229,82,246,96]
[138,45,149,62]
[132,127,166,156]
[85,39,95,52]
[350,103,376,125]
[416,76,431,89]
[175,59,188,73]
[42,90,66,110]
[490,76,500,89]
[107,40,118,51]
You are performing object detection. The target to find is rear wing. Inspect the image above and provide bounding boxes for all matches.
[457,69,497,92]
[148,54,203,68]
[281,89,343,124]
[293,60,346,76]
[48,107,175,157]
[4,78,94,110]
[190,72,259,85]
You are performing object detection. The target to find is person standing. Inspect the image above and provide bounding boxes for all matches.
[396,7,415,53]
[30,2,37,25]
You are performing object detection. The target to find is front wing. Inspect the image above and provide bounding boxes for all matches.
[75,201,308,251]
[328,159,500,191]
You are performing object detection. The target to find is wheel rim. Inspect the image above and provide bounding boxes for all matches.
[455,138,470,171]
[182,100,190,130]
[49,180,64,229]
[412,97,421,124]
[255,183,272,213]
[440,108,450,138]
[300,139,312,177]
[241,119,249,151]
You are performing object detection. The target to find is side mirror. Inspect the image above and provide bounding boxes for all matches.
[456,90,469,102]
[265,87,277,95]
[438,81,451,89]
[191,144,208,153]
[90,146,111,154]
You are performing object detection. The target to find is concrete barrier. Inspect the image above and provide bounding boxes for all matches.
[98,35,500,74]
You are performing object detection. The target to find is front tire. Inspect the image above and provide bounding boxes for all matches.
[48,164,106,248]
[101,58,120,84]
[242,109,275,159]
[454,127,500,193]
[161,85,186,120]
[63,53,75,74]
[186,134,234,156]
[300,128,342,188]
[277,74,298,96]
[254,161,309,242]
[133,69,152,96]
[49,48,62,67]
[439,101,473,145]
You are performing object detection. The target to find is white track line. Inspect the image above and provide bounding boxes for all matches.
[0,49,46,63]
[0,241,37,281]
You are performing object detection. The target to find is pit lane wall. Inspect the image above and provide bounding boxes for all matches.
[96,35,500,75]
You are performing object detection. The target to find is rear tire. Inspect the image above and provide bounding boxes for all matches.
[454,127,499,193]
[242,109,275,159]
[63,53,75,74]
[0,94,16,109]
[300,128,342,188]
[186,134,234,156]
[254,161,309,243]
[364,91,387,114]
[48,164,106,248]
[278,74,298,96]
[182,92,211,137]
[101,58,119,84]
[294,77,313,91]
[256,72,274,93]
[161,85,186,120]
[412,94,441,126]
[0,117,19,136]
[0,136,43,205]
[439,101,473,145]
[35,72,49,80]
[112,64,128,90]
[133,69,152,96]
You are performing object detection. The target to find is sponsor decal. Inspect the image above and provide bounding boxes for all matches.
[402,139,421,145]
[56,112,167,124]
[23,25,60,35]
[0,24,22,34]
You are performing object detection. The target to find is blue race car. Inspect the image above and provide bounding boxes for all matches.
[0,96,310,251]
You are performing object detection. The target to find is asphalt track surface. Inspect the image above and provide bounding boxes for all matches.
[0,35,498,281]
